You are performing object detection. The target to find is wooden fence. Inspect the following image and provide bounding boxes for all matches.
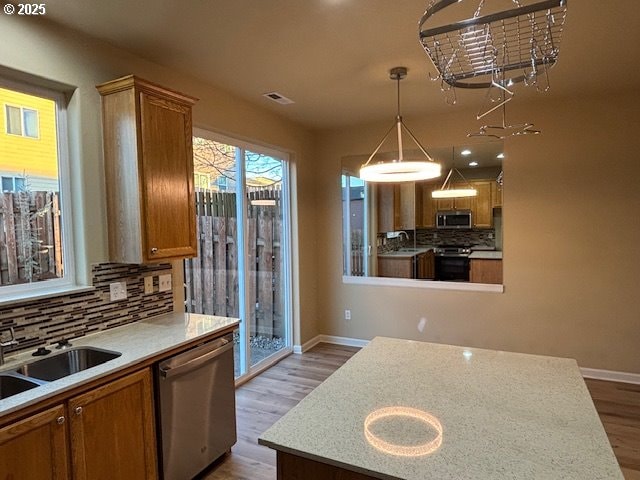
[350,229,365,277]
[184,188,284,339]
[0,191,62,286]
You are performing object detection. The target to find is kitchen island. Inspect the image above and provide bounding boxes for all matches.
[259,337,622,479]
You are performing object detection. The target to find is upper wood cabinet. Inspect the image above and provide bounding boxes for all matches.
[491,181,503,208]
[472,181,493,228]
[377,184,396,233]
[416,182,437,228]
[97,75,198,264]
[378,177,498,232]
[376,183,415,233]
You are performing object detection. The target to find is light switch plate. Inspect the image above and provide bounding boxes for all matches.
[110,281,127,301]
[144,276,154,294]
[158,274,172,293]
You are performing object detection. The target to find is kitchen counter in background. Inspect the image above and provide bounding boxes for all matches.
[469,251,502,260]
[0,312,239,418]
[377,247,433,258]
[259,337,622,480]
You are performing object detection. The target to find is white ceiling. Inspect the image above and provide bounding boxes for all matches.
[44,0,640,129]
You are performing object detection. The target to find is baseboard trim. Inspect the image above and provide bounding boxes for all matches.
[293,335,323,354]
[319,335,370,348]
[581,367,640,385]
[294,335,370,354]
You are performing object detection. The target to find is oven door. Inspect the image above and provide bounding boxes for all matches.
[435,256,470,281]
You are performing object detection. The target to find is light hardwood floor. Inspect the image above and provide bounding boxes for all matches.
[201,343,640,480]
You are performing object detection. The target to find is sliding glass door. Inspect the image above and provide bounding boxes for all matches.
[184,131,292,380]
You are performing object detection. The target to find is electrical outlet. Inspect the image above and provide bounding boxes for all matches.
[109,281,127,301]
[144,276,154,294]
[344,309,351,321]
[158,274,172,292]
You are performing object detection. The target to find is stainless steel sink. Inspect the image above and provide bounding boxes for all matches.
[0,373,41,399]
[398,248,420,252]
[15,347,122,382]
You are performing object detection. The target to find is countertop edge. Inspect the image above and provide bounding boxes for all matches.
[257,438,400,480]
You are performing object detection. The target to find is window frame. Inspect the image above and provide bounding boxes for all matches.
[0,77,76,300]
[4,103,40,139]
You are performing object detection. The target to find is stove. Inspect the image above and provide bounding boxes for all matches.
[433,245,472,257]
[434,245,471,281]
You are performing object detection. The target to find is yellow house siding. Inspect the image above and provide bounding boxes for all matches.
[0,87,58,180]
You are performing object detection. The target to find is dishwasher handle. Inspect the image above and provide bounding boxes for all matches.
[159,338,233,379]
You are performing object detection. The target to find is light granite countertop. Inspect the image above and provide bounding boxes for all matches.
[469,251,503,260]
[378,247,433,258]
[0,312,239,418]
[259,337,622,480]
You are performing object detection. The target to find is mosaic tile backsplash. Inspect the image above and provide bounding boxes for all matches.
[377,228,496,252]
[0,263,174,356]
[415,228,496,247]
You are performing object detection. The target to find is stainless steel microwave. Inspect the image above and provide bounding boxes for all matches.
[436,210,472,229]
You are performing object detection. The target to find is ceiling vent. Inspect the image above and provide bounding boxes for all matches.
[263,92,294,105]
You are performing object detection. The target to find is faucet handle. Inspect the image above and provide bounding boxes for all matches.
[0,327,18,347]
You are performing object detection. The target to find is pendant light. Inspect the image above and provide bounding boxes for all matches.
[431,168,477,198]
[359,67,441,183]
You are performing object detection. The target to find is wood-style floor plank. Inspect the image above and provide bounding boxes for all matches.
[586,378,640,475]
[202,344,640,479]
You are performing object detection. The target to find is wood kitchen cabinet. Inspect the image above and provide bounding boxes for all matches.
[416,182,437,228]
[470,259,503,284]
[0,404,69,479]
[491,181,503,208]
[69,368,158,480]
[376,183,415,233]
[97,75,198,264]
[416,250,435,279]
[377,255,413,278]
[0,369,158,480]
[377,184,396,233]
[472,181,493,228]
[433,182,472,211]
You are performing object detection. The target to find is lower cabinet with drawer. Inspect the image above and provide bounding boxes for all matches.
[0,368,157,480]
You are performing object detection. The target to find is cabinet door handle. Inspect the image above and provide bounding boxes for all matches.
[75,406,83,415]
[150,247,158,254]
[56,416,65,425]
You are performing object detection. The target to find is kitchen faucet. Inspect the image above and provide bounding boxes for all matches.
[0,327,18,366]
[398,231,409,241]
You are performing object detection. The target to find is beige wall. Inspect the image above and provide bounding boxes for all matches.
[316,91,640,373]
[0,17,321,345]
[3,17,638,372]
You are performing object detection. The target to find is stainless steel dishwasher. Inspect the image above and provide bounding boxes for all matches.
[156,333,237,480]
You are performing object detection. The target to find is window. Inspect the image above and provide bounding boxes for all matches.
[5,104,39,138]
[0,79,74,297]
[194,171,211,191]
[342,172,368,277]
[1,176,26,192]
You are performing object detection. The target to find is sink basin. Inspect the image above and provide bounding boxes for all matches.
[16,347,122,382]
[398,248,420,252]
[0,373,40,399]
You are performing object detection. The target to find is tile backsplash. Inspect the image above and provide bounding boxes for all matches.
[0,263,174,356]
[416,228,495,247]
[378,228,496,250]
